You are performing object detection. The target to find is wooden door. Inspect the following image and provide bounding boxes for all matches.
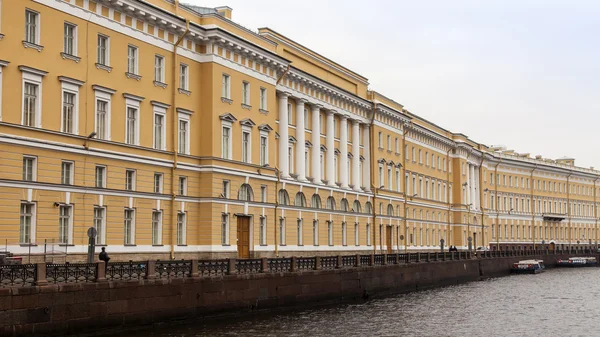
[237,216,250,258]
[386,226,392,254]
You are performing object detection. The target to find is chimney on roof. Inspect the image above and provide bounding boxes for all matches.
[215,6,232,19]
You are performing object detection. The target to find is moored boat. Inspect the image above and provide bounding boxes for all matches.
[511,260,545,274]
[557,257,597,267]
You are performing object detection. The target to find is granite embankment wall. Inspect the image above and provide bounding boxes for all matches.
[0,253,593,337]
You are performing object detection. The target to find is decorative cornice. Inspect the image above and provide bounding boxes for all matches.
[92,85,116,95]
[219,113,237,122]
[58,76,85,87]
[123,93,145,102]
[18,65,48,77]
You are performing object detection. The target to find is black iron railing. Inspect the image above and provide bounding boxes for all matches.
[155,260,192,279]
[0,264,36,287]
[236,259,262,274]
[46,263,96,283]
[198,259,228,277]
[106,261,147,281]
[268,258,292,273]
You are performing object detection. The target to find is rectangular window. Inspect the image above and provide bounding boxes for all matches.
[124,209,135,245]
[287,103,292,125]
[366,223,371,246]
[242,81,250,105]
[242,131,250,163]
[94,207,106,245]
[154,55,164,83]
[279,218,286,245]
[61,161,73,185]
[179,63,189,90]
[355,223,359,246]
[297,219,303,246]
[260,217,267,245]
[125,169,135,191]
[261,185,267,203]
[395,138,399,153]
[260,135,268,165]
[313,220,319,246]
[178,119,189,154]
[20,202,35,244]
[179,176,187,196]
[25,10,39,44]
[342,222,347,246]
[153,173,163,193]
[260,87,267,110]
[378,132,383,148]
[22,156,36,181]
[97,35,109,66]
[387,135,391,151]
[95,166,106,188]
[127,45,138,74]
[63,23,76,55]
[96,100,108,140]
[388,167,392,190]
[177,212,186,245]
[222,180,230,198]
[221,74,230,98]
[23,83,38,127]
[152,211,162,245]
[222,126,231,159]
[58,205,72,244]
[222,213,230,245]
[126,107,137,145]
[327,221,333,246]
[62,91,75,133]
[153,113,164,150]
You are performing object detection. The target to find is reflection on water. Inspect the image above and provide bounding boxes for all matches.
[121,268,600,337]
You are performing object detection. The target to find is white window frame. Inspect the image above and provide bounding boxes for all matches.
[0,61,5,121]
[60,78,82,134]
[327,221,333,246]
[124,208,135,245]
[354,223,359,246]
[222,180,230,198]
[63,22,77,56]
[260,185,267,203]
[152,103,167,150]
[221,121,232,159]
[95,165,106,188]
[259,131,268,166]
[222,213,230,245]
[241,126,252,163]
[313,220,319,246]
[94,206,106,245]
[242,81,250,105]
[279,217,286,245]
[259,216,267,245]
[177,109,191,154]
[153,173,163,193]
[58,204,73,245]
[178,176,187,196]
[20,202,36,244]
[342,222,347,246]
[61,161,74,185]
[97,34,110,66]
[154,54,165,83]
[22,156,37,182]
[221,73,230,99]
[152,210,163,245]
[297,218,303,246]
[367,223,371,246]
[259,87,267,111]
[24,9,40,45]
[93,86,114,140]
[124,95,142,145]
[125,169,136,191]
[127,45,139,75]
[21,68,44,128]
[179,63,189,90]
[177,212,187,245]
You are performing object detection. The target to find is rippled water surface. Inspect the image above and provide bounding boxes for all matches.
[121,268,600,337]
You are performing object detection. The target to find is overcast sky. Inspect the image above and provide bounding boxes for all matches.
[192,0,600,169]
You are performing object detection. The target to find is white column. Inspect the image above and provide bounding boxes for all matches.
[339,115,349,189]
[278,92,290,178]
[326,111,336,187]
[465,163,470,205]
[470,164,475,208]
[311,105,322,184]
[474,166,480,209]
[295,99,307,182]
[352,120,361,191]
[363,125,371,192]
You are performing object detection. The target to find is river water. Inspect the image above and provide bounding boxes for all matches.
[122,268,600,337]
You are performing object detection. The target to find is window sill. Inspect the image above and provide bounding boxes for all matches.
[177,244,188,247]
[61,52,81,63]
[378,147,384,150]
[222,244,231,247]
[259,109,269,115]
[178,88,191,96]
[95,63,112,72]
[241,103,252,110]
[58,244,75,247]
[19,244,38,247]
[124,244,136,247]
[221,97,233,104]
[154,81,167,89]
[152,244,164,247]
[125,72,142,81]
[22,41,44,51]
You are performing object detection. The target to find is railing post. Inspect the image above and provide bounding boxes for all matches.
[356,254,360,267]
[426,252,430,262]
[442,252,446,261]
[396,253,400,264]
[35,263,47,286]
[369,254,375,266]
[336,255,342,268]
[290,256,297,272]
[191,260,199,277]
[382,253,388,265]
[228,258,237,275]
[315,256,321,270]
[96,262,106,283]
[261,258,269,273]
[147,260,156,279]
[416,252,421,263]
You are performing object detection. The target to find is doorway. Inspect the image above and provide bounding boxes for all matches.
[237,216,250,258]
[549,242,556,252]
[386,226,392,254]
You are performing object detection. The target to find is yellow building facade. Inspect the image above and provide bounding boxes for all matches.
[0,0,597,261]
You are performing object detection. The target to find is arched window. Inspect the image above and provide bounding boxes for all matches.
[340,198,349,212]
[326,196,336,210]
[295,192,307,207]
[364,201,373,214]
[352,200,362,213]
[387,204,394,216]
[278,189,290,206]
[238,184,253,201]
[311,194,322,209]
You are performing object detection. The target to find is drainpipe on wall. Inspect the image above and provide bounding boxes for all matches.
[402,122,409,254]
[369,102,377,254]
[479,155,485,248]
[170,19,189,260]
[493,161,500,251]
